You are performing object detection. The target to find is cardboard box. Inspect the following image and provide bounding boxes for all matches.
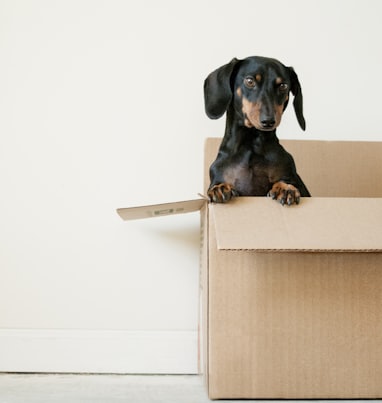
[117,138,382,399]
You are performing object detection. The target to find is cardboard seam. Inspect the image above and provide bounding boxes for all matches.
[205,204,210,395]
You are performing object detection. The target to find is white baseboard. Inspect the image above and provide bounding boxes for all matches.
[0,329,198,374]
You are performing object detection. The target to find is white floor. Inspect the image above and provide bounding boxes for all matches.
[0,374,210,403]
[0,374,373,403]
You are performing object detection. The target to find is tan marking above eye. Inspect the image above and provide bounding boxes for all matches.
[255,74,262,82]
[276,77,283,85]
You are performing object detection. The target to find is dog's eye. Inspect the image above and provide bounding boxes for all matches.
[244,76,256,88]
[279,83,288,92]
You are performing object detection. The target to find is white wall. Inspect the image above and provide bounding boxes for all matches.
[1,0,382,373]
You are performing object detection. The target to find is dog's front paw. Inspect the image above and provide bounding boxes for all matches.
[268,182,301,206]
[208,183,238,203]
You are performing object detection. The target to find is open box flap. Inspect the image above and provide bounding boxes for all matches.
[211,197,382,252]
[117,198,206,221]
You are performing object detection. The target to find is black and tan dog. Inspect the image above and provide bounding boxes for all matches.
[204,56,310,205]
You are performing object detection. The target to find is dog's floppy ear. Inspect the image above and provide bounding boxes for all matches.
[289,67,306,131]
[204,58,240,119]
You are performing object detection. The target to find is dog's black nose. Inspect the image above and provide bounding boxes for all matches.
[261,118,275,128]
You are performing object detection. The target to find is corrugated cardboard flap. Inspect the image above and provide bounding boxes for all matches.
[211,197,382,252]
[117,198,206,220]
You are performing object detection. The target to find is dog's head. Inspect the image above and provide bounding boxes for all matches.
[204,56,305,131]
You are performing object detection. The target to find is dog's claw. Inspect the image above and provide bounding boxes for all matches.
[269,182,301,206]
[208,183,237,203]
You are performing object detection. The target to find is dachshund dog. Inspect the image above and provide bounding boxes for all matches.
[204,56,310,205]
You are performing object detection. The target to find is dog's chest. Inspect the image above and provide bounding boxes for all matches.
[223,155,272,196]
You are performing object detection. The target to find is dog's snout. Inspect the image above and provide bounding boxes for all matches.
[259,99,276,129]
[261,117,276,126]
[260,117,276,129]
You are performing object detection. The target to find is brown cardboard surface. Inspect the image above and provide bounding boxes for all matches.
[211,196,382,251]
[202,138,382,399]
[116,199,205,220]
[207,211,382,398]
[281,139,382,197]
